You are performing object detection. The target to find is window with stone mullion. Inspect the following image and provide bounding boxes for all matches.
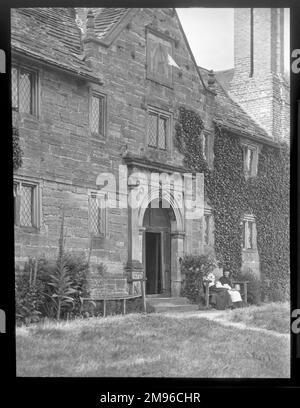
[20,184,34,227]
[12,67,19,110]
[148,112,158,147]
[204,214,210,245]
[12,66,34,114]
[158,116,167,150]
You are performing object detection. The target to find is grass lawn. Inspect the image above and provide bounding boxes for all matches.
[220,302,290,334]
[16,310,290,378]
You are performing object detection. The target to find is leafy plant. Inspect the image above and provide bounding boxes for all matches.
[46,211,76,320]
[13,126,23,171]
[47,258,77,320]
[180,254,219,303]
[235,268,262,305]
[15,258,46,325]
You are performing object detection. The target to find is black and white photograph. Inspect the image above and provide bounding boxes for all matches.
[9,4,293,381]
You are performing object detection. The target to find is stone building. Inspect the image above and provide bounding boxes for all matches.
[12,8,289,297]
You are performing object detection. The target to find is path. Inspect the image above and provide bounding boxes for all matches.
[163,309,290,339]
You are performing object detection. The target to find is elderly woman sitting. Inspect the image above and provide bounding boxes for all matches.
[204,272,232,310]
[218,270,243,307]
[204,270,243,309]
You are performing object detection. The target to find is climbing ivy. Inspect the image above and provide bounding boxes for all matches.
[13,127,23,170]
[175,107,289,297]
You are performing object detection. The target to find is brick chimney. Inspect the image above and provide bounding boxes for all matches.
[229,8,289,143]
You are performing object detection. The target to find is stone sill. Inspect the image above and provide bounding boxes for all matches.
[242,248,257,253]
[14,225,40,234]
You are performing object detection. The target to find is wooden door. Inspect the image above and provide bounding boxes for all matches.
[145,232,161,294]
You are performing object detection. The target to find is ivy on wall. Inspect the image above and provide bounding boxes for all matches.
[13,127,23,170]
[175,106,289,291]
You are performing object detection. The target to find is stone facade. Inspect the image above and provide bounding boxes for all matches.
[12,8,289,296]
[230,8,289,143]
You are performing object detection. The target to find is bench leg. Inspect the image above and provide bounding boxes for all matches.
[103,299,106,317]
[205,285,209,309]
[122,299,126,315]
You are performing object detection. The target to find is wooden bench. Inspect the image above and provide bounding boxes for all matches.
[82,278,147,317]
[204,280,249,309]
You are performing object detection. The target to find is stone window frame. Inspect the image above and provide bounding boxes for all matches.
[241,142,259,178]
[242,214,257,251]
[88,191,107,237]
[11,62,39,117]
[202,131,214,169]
[146,106,172,152]
[146,26,175,89]
[203,208,214,246]
[89,90,107,139]
[14,177,41,231]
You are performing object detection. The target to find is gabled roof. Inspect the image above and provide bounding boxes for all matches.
[85,7,210,92]
[198,66,277,146]
[94,8,130,40]
[11,8,101,83]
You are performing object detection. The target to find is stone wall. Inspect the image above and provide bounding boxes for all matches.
[14,8,215,295]
[230,8,289,143]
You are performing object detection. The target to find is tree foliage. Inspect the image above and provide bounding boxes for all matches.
[13,127,23,170]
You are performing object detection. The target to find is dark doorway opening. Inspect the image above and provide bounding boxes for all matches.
[145,232,162,294]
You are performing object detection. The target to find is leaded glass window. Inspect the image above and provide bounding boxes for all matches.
[148,113,157,147]
[90,94,105,136]
[89,193,106,236]
[11,66,36,114]
[14,180,39,228]
[147,110,169,150]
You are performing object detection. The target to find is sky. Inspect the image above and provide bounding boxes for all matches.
[176,8,290,72]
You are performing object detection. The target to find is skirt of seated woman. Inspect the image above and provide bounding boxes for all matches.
[209,287,232,310]
[228,289,242,303]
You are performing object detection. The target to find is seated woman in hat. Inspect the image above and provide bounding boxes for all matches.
[203,272,232,310]
[218,270,243,307]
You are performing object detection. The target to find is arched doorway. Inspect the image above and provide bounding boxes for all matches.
[127,181,186,297]
[142,202,173,295]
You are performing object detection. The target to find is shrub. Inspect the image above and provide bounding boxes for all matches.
[13,126,23,170]
[236,269,262,305]
[180,254,219,303]
[261,277,289,303]
[15,258,47,325]
[15,252,91,322]
[62,252,90,318]
[47,256,77,320]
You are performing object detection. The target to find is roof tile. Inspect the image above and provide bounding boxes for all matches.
[11,8,99,81]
